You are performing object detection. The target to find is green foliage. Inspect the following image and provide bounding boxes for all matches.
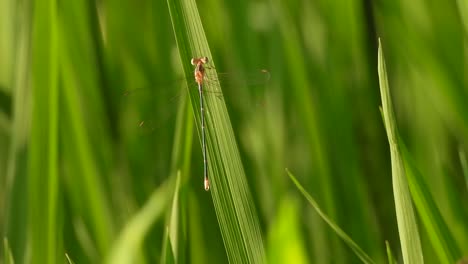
[287,169,375,264]
[378,39,424,263]
[1,0,467,263]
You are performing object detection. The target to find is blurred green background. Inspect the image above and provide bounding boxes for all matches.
[1,0,467,263]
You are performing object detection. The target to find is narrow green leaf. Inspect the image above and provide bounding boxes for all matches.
[166,0,266,262]
[161,172,181,263]
[59,1,114,256]
[65,253,76,264]
[3,238,15,264]
[400,142,462,263]
[106,180,171,264]
[287,169,375,264]
[162,230,176,264]
[28,0,61,262]
[377,38,424,263]
[4,1,32,263]
[459,149,468,192]
[385,241,396,264]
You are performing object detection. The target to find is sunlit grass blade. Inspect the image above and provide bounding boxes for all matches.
[166,0,266,262]
[65,253,76,264]
[378,38,424,263]
[385,241,396,264]
[287,169,375,264]
[162,231,176,264]
[105,180,172,264]
[400,142,462,263]
[3,238,14,264]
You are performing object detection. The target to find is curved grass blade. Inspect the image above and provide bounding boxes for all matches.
[378,38,424,263]
[105,179,172,264]
[286,169,375,264]
[166,0,266,262]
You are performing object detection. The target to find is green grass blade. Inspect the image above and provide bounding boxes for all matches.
[287,169,375,264]
[3,1,32,262]
[400,142,462,263]
[59,1,115,257]
[28,0,61,262]
[459,149,468,192]
[166,0,266,263]
[161,172,181,263]
[3,238,15,264]
[162,232,176,264]
[65,253,76,264]
[106,180,172,264]
[377,38,424,263]
[385,241,396,264]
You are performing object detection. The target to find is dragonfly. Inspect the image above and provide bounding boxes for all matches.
[123,57,270,191]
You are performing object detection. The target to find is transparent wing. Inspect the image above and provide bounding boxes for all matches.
[121,68,270,133]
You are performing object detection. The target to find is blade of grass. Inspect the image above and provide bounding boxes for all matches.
[165,88,193,264]
[65,253,76,264]
[286,169,375,264]
[106,179,172,264]
[59,1,115,257]
[4,0,32,262]
[459,148,468,192]
[28,0,61,262]
[377,38,424,263]
[166,0,266,263]
[161,172,181,263]
[3,238,14,264]
[400,142,462,263]
[385,241,396,264]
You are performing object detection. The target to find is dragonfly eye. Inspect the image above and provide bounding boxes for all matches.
[190,58,196,65]
[201,57,209,64]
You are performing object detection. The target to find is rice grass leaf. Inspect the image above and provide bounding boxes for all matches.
[385,241,396,264]
[162,231,176,264]
[65,253,76,264]
[105,179,172,264]
[28,0,60,262]
[166,0,266,262]
[3,1,32,263]
[459,149,468,192]
[400,142,462,263]
[161,172,181,263]
[287,169,375,264]
[377,38,424,263]
[3,238,15,264]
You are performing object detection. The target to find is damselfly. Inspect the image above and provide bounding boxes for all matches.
[123,58,270,191]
